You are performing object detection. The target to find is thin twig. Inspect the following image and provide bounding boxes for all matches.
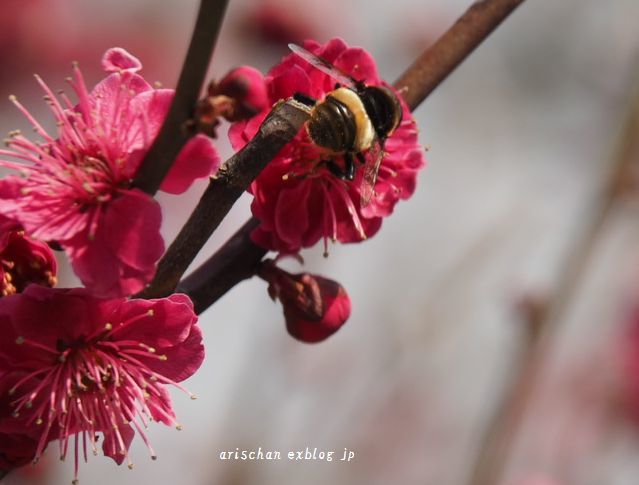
[0,3,531,477]
[174,0,529,312]
[132,0,229,195]
[394,0,526,109]
[466,65,639,485]
[0,4,230,480]
[138,101,310,299]
[176,218,265,314]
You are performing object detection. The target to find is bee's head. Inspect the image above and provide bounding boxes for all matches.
[361,86,403,140]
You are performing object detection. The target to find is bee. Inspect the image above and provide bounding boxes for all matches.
[288,43,403,206]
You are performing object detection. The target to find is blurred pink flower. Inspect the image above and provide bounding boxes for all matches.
[510,476,563,485]
[0,48,220,297]
[0,286,203,480]
[619,303,639,421]
[259,259,351,343]
[229,38,425,255]
[240,0,351,47]
[245,0,319,45]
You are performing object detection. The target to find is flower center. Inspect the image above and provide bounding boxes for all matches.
[7,320,192,475]
[283,136,344,181]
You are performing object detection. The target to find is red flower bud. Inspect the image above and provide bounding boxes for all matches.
[198,66,269,134]
[216,66,269,119]
[0,229,57,296]
[259,260,351,343]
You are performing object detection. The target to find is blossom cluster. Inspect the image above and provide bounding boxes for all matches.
[0,47,220,298]
[229,38,424,255]
[0,37,425,480]
[0,48,210,481]
[228,39,424,343]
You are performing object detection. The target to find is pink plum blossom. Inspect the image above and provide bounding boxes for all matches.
[229,38,425,255]
[0,47,220,297]
[0,285,203,480]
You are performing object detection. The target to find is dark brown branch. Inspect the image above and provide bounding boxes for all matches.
[394,0,526,109]
[176,0,529,313]
[138,101,310,299]
[176,218,265,314]
[132,0,229,195]
[0,3,230,481]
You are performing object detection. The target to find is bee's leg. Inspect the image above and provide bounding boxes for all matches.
[325,159,346,179]
[356,152,366,166]
[325,155,356,181]
[293,92,317,107]
[344,153,355,181]
[334,83,341,89]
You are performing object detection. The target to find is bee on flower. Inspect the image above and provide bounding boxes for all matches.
[229,38,425,255]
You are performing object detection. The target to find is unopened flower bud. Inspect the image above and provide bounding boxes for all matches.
[259,260,351,343]
[0,229,57,296]
[197,66,269,135]
[215,66,269,119]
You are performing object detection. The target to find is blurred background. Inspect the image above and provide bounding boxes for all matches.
[2,0,639,484]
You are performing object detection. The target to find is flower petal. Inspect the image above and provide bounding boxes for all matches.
[67,190,164,298]
[160,134,221,194]
[102,47,143,73]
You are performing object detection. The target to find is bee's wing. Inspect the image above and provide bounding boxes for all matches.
[288,43,357,87]
[360,140,385,208]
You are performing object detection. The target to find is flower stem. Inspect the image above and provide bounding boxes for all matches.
[138,101,310,299]
[176,218,265,314]
[132,0,229,195]
[172,0,529,311]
